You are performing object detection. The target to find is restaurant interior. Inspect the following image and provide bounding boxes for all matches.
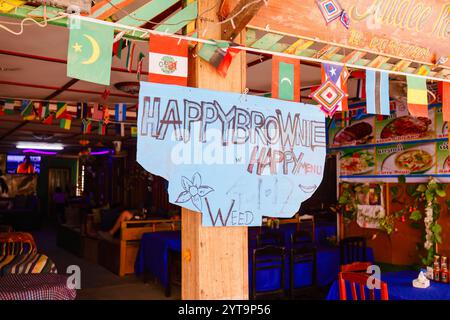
[1,0,450,301]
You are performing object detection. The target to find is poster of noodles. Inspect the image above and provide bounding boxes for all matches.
[328,116,375,148]
[376,142,436,175]
[375,108,436,144]
[435,106,448,139]
[436,141,450,174]
[339,148,376,176]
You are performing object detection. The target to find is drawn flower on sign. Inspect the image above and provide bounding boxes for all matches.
[175,172,214,211]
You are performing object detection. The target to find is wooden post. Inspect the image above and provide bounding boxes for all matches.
[181,0,248,300]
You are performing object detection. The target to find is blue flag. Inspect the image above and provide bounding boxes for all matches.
[115,103,126,121]
[365,70,390,116]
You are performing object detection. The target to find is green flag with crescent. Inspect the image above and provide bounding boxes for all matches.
[67,17,114,85]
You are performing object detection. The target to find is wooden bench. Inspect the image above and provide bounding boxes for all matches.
[98,219,181,276]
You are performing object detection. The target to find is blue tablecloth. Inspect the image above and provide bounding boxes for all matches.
[134,222,343,294]
[135,231,181,289]
[326,270,450,300]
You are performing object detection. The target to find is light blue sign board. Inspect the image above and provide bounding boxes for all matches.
[137,82,326,227]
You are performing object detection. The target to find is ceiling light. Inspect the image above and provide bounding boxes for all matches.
[17,142,64,150]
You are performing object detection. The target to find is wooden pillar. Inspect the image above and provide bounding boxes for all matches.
[181,0,248,300]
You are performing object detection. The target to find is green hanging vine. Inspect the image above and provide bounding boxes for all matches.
[332,183,395,235]
[391,176,449,266]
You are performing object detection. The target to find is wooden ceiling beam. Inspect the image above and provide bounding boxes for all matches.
[0,121,29,141]
[221,0,265,41]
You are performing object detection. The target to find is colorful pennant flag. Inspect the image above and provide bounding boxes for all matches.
[198,41,238,78]
[137,52,145,81]
[443,82,450,121]
[148,35,188,85]
[126,41,136,72]
[271,56,300,102]
[55,102,67,119]
[310,80,345,117]
[82,119,92,134]
[115,123,125,137]
[365,70,390,116]
[131,126,137,137]
[92,103,104,120]
[77,102,89,119]
[21,100,36,120]
[322,63,348,111]
[60,116,72,130]
[98,121,106,135]
[3,99,15,115]
[115,103,126,121]
[406,76,429,118]
[113,38,125,58]
[37,102,50,120]
[67,17,114,85]
[103,105,110,124]
[340,10,350,29]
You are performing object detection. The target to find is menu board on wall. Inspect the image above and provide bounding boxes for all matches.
[375,109,436,144]
[435,107,448,139]
[376,142,436,175]
[329,103,449,179]
[437,141,450,174]
[339,148,376,176]
[329,117,375,148]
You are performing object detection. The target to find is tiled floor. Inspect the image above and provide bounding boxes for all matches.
[31,225,181,300]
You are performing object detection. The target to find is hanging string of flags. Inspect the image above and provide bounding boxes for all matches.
[0,98,137,137]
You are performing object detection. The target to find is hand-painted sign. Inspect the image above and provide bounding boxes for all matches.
[243,0,450,66]
[137,82,326,226]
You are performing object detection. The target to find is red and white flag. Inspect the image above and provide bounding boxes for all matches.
[148,34,188,86]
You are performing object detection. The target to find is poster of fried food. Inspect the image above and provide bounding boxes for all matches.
[339,148,376,176]
[436,141,450,174]
[435,106,448,139]
[376,142,436,175]
[375,108,435,144]
[329,116,375,148]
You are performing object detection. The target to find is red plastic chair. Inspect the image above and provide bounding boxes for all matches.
[339,271,389,300]
[340,261,372,272]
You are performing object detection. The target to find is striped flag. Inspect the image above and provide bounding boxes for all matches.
[82,119,92,134]
[322,63,348,111]
[3,99,15,114]
[21,100,35,120]
[443,82,450,121]
[77,102,89,119]
[115,103,126,121]
[92,103,104,120]
[271,56,300,102]
[365,70,390,115]
[98,121,106,135]
[126,41,136,72]
[55,102,67,119]
[37,102,50,120]
[148,34,188,85]
[137,52,145,81]
[407,76,428,118]
[60,116,72,130]
[115,123,125,137]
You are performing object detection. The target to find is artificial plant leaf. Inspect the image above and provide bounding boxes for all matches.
[410,210,422,221]
[436,188,446,198]
[398,175,406,183]
[416,184,427,192]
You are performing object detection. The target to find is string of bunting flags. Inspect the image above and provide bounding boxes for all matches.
[0,98,137,137]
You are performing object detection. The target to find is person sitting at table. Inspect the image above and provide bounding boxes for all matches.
[98,204,134,240]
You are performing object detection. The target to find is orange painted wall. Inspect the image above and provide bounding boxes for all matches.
[343,183,450,266]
